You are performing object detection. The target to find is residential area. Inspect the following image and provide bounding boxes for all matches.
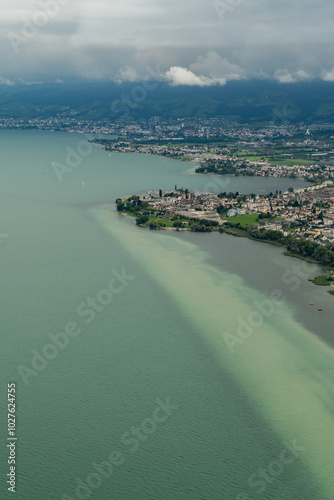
[126,181,334,245]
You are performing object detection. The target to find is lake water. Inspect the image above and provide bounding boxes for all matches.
[1,130,333,500]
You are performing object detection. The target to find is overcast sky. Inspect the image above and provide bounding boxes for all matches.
[1,0,334,85]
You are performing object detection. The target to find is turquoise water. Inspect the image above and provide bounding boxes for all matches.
[1,130,333,499]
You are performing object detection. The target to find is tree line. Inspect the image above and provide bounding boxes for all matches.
[222,222,334,267]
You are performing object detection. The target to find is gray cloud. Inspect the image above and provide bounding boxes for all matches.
[0,0,333,84]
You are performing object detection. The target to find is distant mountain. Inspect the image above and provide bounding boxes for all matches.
[0,80,334,124]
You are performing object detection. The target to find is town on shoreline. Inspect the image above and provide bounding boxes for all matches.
[88,122,334,287]
[116,184,334,292]
[92,119,334,184]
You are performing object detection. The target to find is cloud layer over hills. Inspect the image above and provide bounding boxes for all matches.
[0,0,334,85]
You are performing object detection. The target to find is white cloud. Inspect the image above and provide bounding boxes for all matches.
[165,67,226,86]
[116,66,140,82]
[164,52,246,86]
[0,76,14,85]
[321,68,334,81]
[295,69,311,81]
[189,52,245,81]
[274,68,312,83]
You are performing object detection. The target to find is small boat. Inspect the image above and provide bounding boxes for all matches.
[309,303,314,305]
[318,308,323,312]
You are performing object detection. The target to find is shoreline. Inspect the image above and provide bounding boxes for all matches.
[93,139,315,184]
[117,209,334,294]
[93,203,334,354]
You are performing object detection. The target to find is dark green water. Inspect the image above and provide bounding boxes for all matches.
[1,130,333,499]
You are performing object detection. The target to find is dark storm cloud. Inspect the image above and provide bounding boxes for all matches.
[0,0,333,84]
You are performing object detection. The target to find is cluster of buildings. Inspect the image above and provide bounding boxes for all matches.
[141,190,223,224]
[140,182,334,244]
[98,140,334,182]
[199,154,334,182]
[0,114,235,138]
[2,113,333,143]
[102,141,224,162]
[246,162,334,181]
[98,130,334,183]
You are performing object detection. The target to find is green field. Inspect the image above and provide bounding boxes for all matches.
[144,216,192,228]
[236,154,266,161]
[225,214,283,227]
[120,208,191,228]
[145,216,174,227]
[309,275,334,286]
[236,150,319,167]
[269,158,315,166]
[225,214,260,226]
[220,226,249,237]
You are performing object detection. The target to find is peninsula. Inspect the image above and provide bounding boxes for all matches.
[116,185,334,292]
